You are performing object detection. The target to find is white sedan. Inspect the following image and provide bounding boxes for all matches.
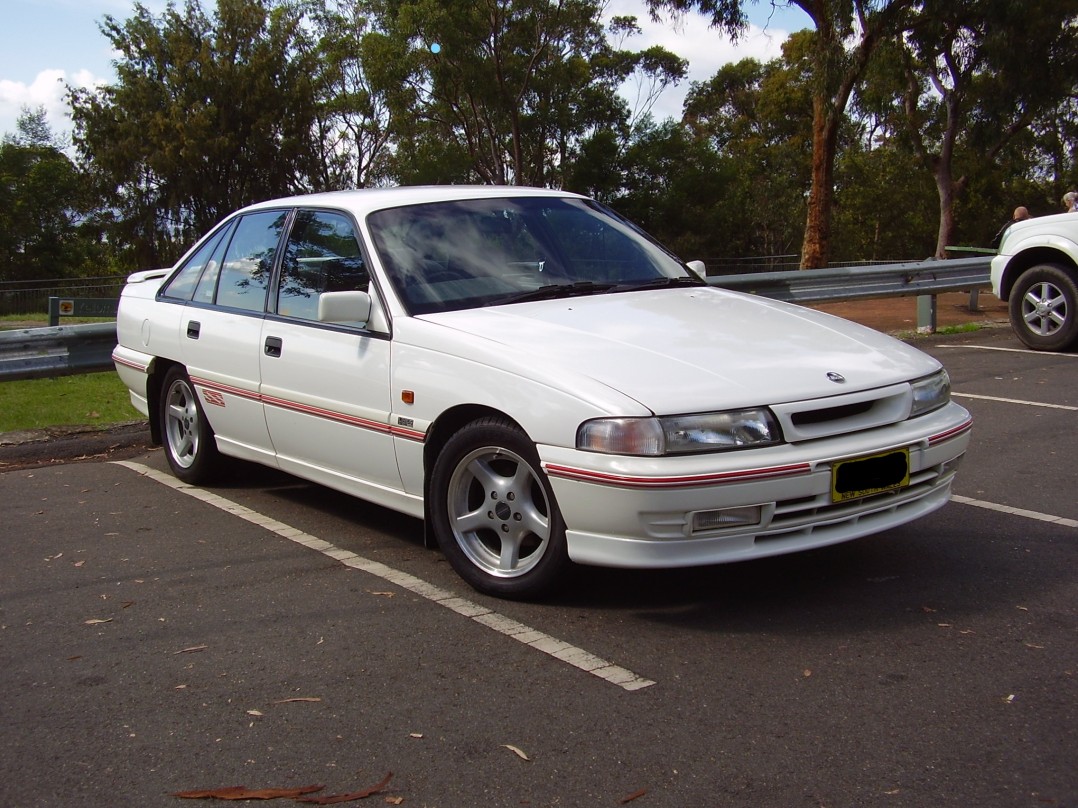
[113,186,972,598]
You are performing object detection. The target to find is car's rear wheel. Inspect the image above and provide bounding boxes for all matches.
[1008,263,1078,351]
[430,417,570,599]
[160,366,221,484]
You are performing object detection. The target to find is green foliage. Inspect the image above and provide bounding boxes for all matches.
[0,108,106,281]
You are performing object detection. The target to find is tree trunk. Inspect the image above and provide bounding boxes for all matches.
[933,161,955,259]
[801,99,838,269]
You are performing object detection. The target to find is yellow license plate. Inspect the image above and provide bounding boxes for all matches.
[831,448,910,502]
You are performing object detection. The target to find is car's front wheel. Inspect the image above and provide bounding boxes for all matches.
[430,417,570,599]
[1008,263,1078,351]
[160,366,221,484]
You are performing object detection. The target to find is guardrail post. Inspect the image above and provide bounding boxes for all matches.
[916,294,938,333]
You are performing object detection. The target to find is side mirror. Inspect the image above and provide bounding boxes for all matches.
[318,290,372,324]
[686,260,707,277]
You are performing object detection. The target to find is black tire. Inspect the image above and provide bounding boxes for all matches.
[1008,263,1078,351]
[159,366,221,484]
[429,417,570,599]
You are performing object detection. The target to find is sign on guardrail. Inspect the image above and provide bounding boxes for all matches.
[48,296,120,326]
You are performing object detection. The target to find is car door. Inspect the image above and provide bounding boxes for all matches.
[178,209,289,465]
[258,209,404,504]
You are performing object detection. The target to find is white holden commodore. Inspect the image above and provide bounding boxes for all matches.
[113,186,972,599]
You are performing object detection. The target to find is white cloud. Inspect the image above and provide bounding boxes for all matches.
[604,1,794,120]
[0,68,106,141]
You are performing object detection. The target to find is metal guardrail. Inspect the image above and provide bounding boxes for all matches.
[706,255,991,302]
[0,322,118,382]
[707,255,992,334]
[0,256,994,382]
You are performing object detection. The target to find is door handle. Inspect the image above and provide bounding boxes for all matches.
[186,320,200,339]
[264,336,283,357]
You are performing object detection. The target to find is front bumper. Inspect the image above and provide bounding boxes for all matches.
[541,402,971,568]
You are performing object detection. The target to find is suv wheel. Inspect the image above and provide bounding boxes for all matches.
[1008,263,1078,351]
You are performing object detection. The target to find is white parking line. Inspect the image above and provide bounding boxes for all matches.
[952,392,1078,411]
[112,460,656,692]
[951,494,1078,529]
[935,344,1078,357]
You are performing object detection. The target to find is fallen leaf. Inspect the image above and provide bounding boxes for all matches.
[74,560,86,568]
[1003,694,1016,704]
[369,591,396,598]
[296,773,393,804]
[272,697,322,704]
[384,798,404,806]
[503,744,530,761]
[247,710,264,717]
[621,789,648,804]
[409,733,424,739]
[84,618,113,625]
[1017,606,1029,611]
[173,645,208,655]
[174,784,324,800]
[1025,643,1045,650]
[937,623,952,628]
[802,669,812,678]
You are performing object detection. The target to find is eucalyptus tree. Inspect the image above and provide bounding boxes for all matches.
[68,0,323,269]
[300,0,396,189]
[893,0,1078,256]
[645,0,916,267]
[683,36,816,260]
[361,0,686,187]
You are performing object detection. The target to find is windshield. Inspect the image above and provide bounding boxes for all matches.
[366,196,695,314]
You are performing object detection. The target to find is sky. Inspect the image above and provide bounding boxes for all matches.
[1,0,811,145]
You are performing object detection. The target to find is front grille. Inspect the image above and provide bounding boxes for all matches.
[791,400,873,427]
[772,382,910,442]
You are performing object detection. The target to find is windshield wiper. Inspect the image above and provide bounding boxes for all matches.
[611,276,707,292]
[494,281,617,305]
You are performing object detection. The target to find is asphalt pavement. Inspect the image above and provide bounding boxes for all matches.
[1,323,1076,808]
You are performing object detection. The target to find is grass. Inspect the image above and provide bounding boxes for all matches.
[1,313,116,329]
[0,371,141,433]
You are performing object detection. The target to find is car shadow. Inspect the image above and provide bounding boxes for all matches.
[192,455,1067,639]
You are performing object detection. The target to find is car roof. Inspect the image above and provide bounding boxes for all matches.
[239,186,586,217]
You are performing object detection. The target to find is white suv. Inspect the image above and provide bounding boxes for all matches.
[991,211,1078,351]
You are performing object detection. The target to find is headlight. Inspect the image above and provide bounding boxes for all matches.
[909,369,951,417]
[577,408,782,456]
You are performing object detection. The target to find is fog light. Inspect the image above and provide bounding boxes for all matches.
[940,453,965,477]
[691,505,763,533]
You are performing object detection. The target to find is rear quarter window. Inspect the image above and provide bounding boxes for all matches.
[215,210,290,312]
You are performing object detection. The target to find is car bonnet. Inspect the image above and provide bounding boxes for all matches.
[414,287,940,414]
